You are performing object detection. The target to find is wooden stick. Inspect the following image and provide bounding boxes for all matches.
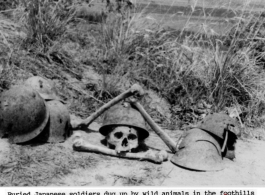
[71,84,144,130]
[132,102,177,153]
[73,137,168,163]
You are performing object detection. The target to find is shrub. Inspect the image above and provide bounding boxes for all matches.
[20,0,76,53]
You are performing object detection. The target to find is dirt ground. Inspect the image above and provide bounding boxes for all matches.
[2,122,264,187]
[1,0,265,187]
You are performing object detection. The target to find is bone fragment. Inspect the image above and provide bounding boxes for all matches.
[73,137,168,163]
[71,84,144,130]
[132,101,177,153]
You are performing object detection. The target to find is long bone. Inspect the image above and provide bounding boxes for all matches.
[73,134,168,163]
[132,101,230,154]
[132,101,178,153]
[71,84,144,130]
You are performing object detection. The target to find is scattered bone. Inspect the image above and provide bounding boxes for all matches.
[132,101,177,153]
[71,84,167,163]
[73,136,168,163]
[71,84,144,130]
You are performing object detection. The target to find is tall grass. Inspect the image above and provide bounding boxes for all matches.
[97,1,265,126]
[0,0,18,12]
[2,0,265,126]
[19,0,76,53]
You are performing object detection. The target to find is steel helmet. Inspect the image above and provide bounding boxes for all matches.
[171,128,224,171]
[24,76,59,101]
[99,102,149,140]
[197,113,239,160]
[197,113,240,139]
[0,85,49,143]
[37,100,71,143]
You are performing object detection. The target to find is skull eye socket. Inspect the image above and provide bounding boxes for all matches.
[114,132,123,139]
[128,134,137,140]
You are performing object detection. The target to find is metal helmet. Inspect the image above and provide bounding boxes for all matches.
[37,100,71,143]
[197,113,240,139]
[99,102,149,140]
[24,76,59,101]
[171,128,224,171]
[0,85,49,143]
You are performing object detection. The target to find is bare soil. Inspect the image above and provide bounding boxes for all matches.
[1,0,265,187]
[2,123,264,187]
[60,127,265,186]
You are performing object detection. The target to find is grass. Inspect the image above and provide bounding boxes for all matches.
[97,1,265,126]
[0,0,18,13]
[18,0,76,53]
[0,0,264,125]
[0,0,265,187]
[1,0,265,125]
[0,142,98,186]
[97,16,262,125]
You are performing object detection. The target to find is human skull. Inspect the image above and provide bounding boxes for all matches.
[106,126,139,153]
